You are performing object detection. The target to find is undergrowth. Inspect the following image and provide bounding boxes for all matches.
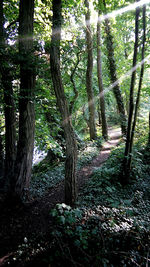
[26,125,150,266]
[30,140,102,198]
[8,133,150,266]
[46,144,150,267]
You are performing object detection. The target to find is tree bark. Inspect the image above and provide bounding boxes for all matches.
[0,0,16,188]
[0,0,4,179]
[0,133,4,178]
[97,12,108,140]
[123,5,140,183]
[128,5,146,167]
[85,0,97,140]
[148,111,150,148]
[97,102,102,125]
[104,18,127,136]
[12,0,35,200]
[50,0,77,206]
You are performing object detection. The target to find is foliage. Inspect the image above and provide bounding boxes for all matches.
[2,0,149,162]
[77,138,103,168]
[30,163,65,198]
[30,119,150,266]
[51,203,82,225]
[4,135,150,266]
[45,139,150,266]
[1,0,150,265]
[30,140,103,199]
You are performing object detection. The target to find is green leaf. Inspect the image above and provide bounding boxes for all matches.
[106,186,113,193]
[51,209,57,217]
[58,215,66,224]
[123,199,132,206]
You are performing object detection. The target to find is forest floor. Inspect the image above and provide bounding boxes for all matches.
[0,127,121,266]
[0,127,150,266]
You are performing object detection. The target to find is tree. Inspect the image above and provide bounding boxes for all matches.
[148,111,150,148]
[97,10,108,140]
[12,0,35,200]
[0,131,4,178]
[0,0,4,179]
[50,0,77,206]
[123,4,146,182]
[129,5,146,161]
[0,0,16,188]
[103,1,127,136]
[85,0,97,140]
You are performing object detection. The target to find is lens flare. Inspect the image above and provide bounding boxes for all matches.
[99,0,150,22]
[71,54,150,122]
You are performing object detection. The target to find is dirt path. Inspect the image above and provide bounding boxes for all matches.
[0,127,121,264]
[77,127,121,189]
[36,127,121,210]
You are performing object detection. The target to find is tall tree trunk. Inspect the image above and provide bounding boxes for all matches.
[123,5,140,183]
[97,102,102,125]
[148,111,150,148]
[128,5,146,167]
[85,0,97,140]
[0,0,4,179]
[50,0,77,206]
[12,0,35,200]
[0,0,16,188]
[104,17,127,136]
[0,133,4,178]
[97,12,108,141]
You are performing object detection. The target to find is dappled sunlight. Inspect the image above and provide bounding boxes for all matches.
[100,149,110,156]
[1,0,150,266]
[83,205,134,233]
[50,194,150,266]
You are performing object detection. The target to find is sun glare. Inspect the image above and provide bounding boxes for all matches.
[99,0,150,22]
[78,54,150,117]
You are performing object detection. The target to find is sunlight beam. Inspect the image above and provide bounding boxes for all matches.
[99,0,150,22]
[70,54,150,123]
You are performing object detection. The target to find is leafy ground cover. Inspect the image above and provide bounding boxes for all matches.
[1,128,150,267]
[0,130,105,267]
[47,146,150,267]
[30,140,102,199]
